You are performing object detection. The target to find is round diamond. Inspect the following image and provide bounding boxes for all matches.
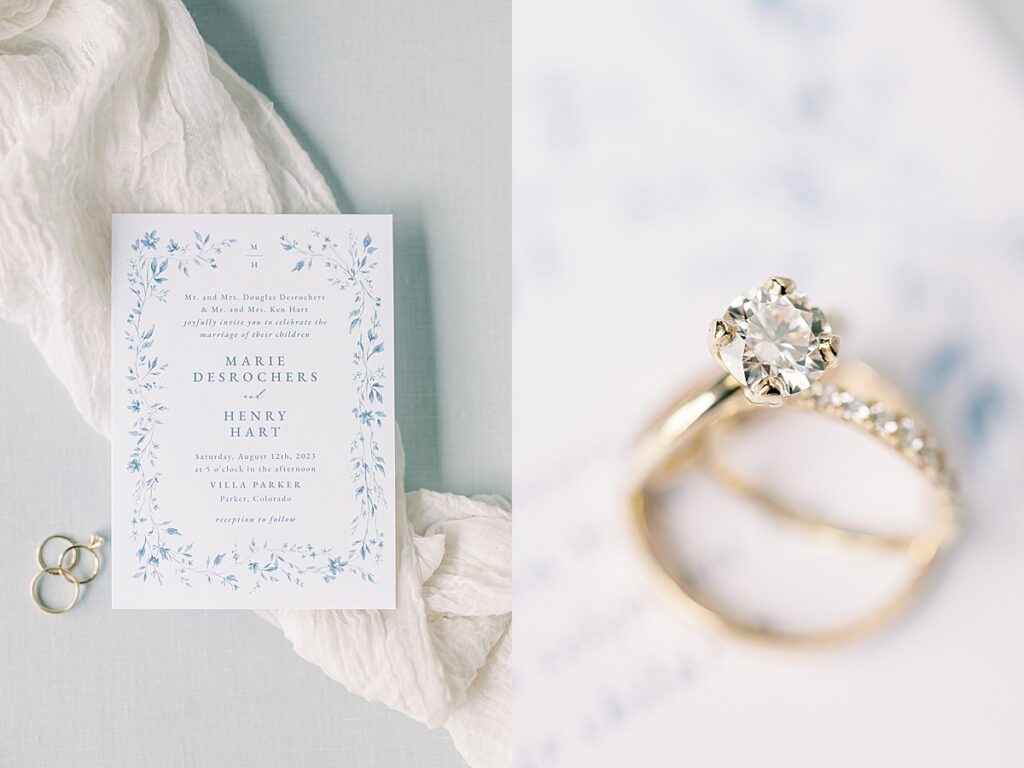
[815,383,837,408]
[716,283,832,399]
[870,404,900,437]
[899,417,925,453]
[842,397,870,422]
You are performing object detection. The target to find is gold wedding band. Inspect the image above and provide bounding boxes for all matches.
[36,534,78,570]
[629,277,958,647]
[30,567,81,614]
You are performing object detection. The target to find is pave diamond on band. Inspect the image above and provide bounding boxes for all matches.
[797,381,956,492]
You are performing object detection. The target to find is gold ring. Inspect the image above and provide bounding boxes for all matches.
[30,566,81,614]
[36,534,78,570]
[59,544,102,585]
[629,276,958,647]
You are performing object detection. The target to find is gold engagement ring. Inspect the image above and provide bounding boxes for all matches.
[630,277,958,646]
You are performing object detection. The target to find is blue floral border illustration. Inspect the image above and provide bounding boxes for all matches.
[280,229,387,565]
[124,229,376,591]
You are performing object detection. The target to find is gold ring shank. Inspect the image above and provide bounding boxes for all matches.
[628,359,957,647]
[60,544,102,585]
[30,567,81,615]
[36,534,78,570]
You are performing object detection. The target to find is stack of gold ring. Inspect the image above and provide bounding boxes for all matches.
[30,533,105,614]
[629,277,958,646]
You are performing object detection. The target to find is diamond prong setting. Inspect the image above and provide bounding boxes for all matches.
[763,276,796,295]
[713,278,834,404]
[820,334,841,367]
[746,376,785,407]
[709,318,735,347]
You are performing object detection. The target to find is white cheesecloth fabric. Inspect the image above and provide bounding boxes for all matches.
[0,2,511,767]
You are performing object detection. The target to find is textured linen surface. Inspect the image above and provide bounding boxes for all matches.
[0,2,511,766]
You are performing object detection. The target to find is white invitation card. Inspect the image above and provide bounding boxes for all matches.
[111,213,396,609]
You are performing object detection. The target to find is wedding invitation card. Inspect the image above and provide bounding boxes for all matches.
[111,213,396,609]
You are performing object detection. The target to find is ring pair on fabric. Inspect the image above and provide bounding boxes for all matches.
[629,277,958,646]
[30,533,105,614]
